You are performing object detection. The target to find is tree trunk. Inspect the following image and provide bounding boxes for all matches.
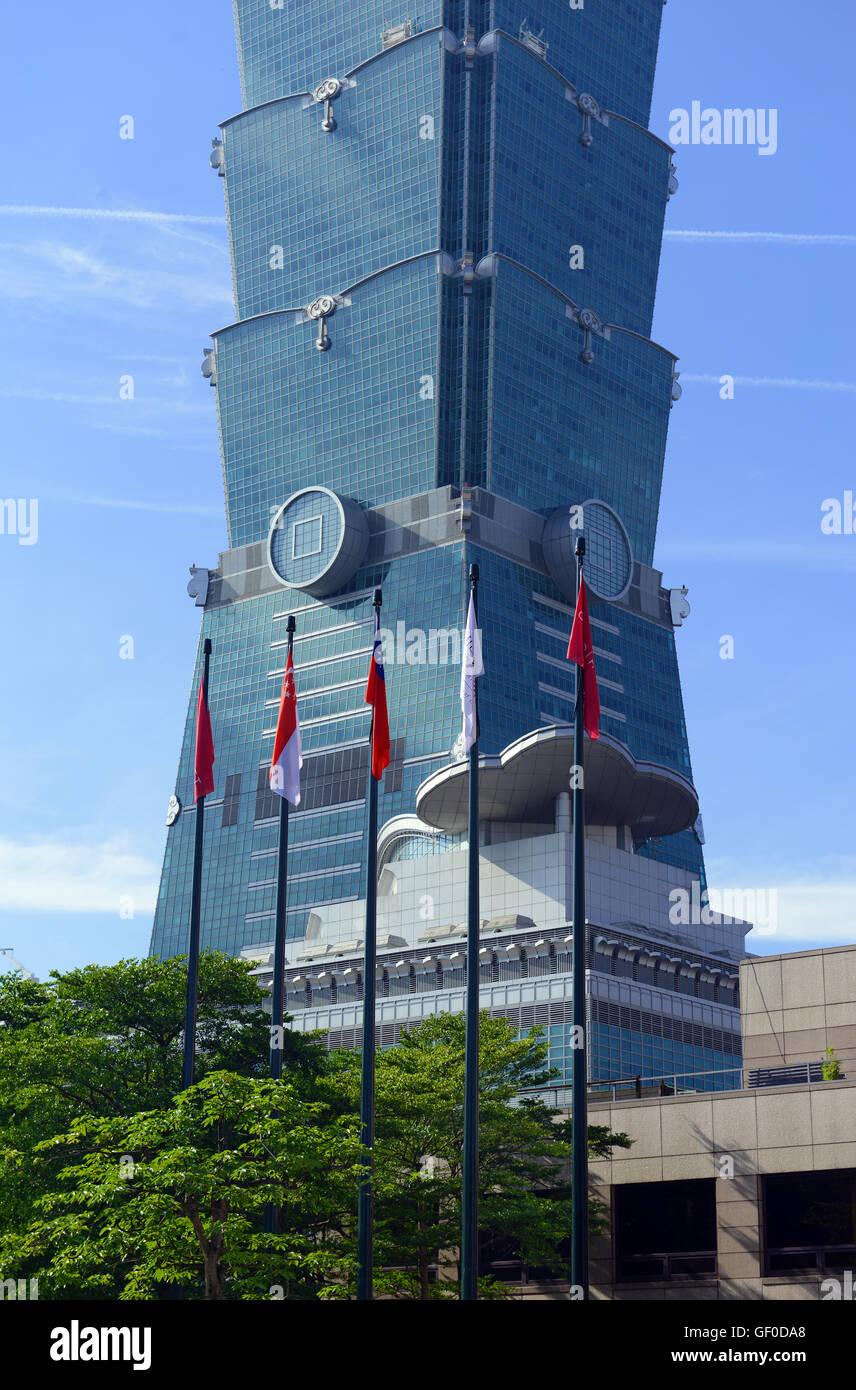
[417,1207,430,1300]
[204,1244,223,1300]
[183,1199,226,1301]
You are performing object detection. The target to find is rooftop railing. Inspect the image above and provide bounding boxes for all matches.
[517,1053,855,1105]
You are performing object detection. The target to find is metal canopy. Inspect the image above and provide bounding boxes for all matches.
[415,724,699,840]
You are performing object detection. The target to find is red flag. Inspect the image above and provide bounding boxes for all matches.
[365,612,390,779]
[193,676,215,801]
[567,577,600,740]
[270,648,302,805]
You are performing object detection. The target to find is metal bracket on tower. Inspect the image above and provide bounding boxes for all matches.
[201,346,217,386]
[669,586,691,626]
[459,252,475,293]
[461,26,477,68]
[566,306,610,364]
[575,92,609,146]
[209,137,225,176]
[306,294,339,351]
[188,566,210,607]
[311,77,347,131]
[474,254,499,280]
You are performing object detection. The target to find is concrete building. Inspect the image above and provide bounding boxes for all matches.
[240,758,748,1088]
[589,944,856,1300]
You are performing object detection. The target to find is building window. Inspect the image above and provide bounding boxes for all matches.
[615,1179,717,1281]
[763,1170,856,1274]
[221,773,242,828]
[479,1191,570,1285]
[291,515,323,560]
[254,765,279,823]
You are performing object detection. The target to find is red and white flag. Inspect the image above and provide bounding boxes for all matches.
[567,577,601,740]
[194,676,215,802]
[270,648,302,805]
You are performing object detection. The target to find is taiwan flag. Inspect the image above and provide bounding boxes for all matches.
[193,676,215,802]
[270,648,302,805]
[567,577,601,740]
[365,611,390,780]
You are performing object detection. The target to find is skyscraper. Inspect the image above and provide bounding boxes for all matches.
[152,2,747,1087]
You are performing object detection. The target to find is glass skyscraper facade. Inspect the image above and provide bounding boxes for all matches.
[151,2,737,1087]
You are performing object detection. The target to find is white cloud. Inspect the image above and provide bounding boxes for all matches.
[665,229,856,245]
[0,837,159,915]
[51,492,220,516]
[680,373,856,393]
[0,386,116,406]
[0,238,232,312]
[0,204,224,227]
[81,423,215,452]
[0,384,211,413]
[7,213,853,247]
[753,880,856,948]
[705,856,856,951]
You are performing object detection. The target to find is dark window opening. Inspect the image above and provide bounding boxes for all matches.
[259,737,406,822]
[479,1190,571,1286]
[763,1169,856,1274]
[615,1179,717,1282]
[254,765,279,823]
[221,773,242,828]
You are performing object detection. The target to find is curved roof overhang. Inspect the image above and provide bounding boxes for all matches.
[415,725,698,840]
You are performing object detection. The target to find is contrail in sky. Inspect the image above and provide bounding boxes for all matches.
[0,205,224,226]
[665,229,856,245]
[2,210,851,245]
[681,373,856,392]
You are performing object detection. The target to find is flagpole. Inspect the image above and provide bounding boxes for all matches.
[571,537,589,1298]
[269,613,295,1082]
[181,636,212,1092]
[264,614,295,1238]
[357,587,383,1302]
[461,561,480,1301]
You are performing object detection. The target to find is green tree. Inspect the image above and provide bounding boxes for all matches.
[326,1012,631,1299]
[0,1073,360,1301]
[0,954,323,1289]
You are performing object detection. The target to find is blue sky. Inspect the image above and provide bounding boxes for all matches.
[0,0,853,981]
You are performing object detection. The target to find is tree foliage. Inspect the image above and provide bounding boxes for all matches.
[0,954,322,1284]
[1,1073,359,1300]
[0,963,631,1301]
[325,1012,631,1299]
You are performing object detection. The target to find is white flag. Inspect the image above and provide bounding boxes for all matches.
[460,592,484,751]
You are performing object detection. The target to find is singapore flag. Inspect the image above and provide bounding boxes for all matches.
[270,648,302,805]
